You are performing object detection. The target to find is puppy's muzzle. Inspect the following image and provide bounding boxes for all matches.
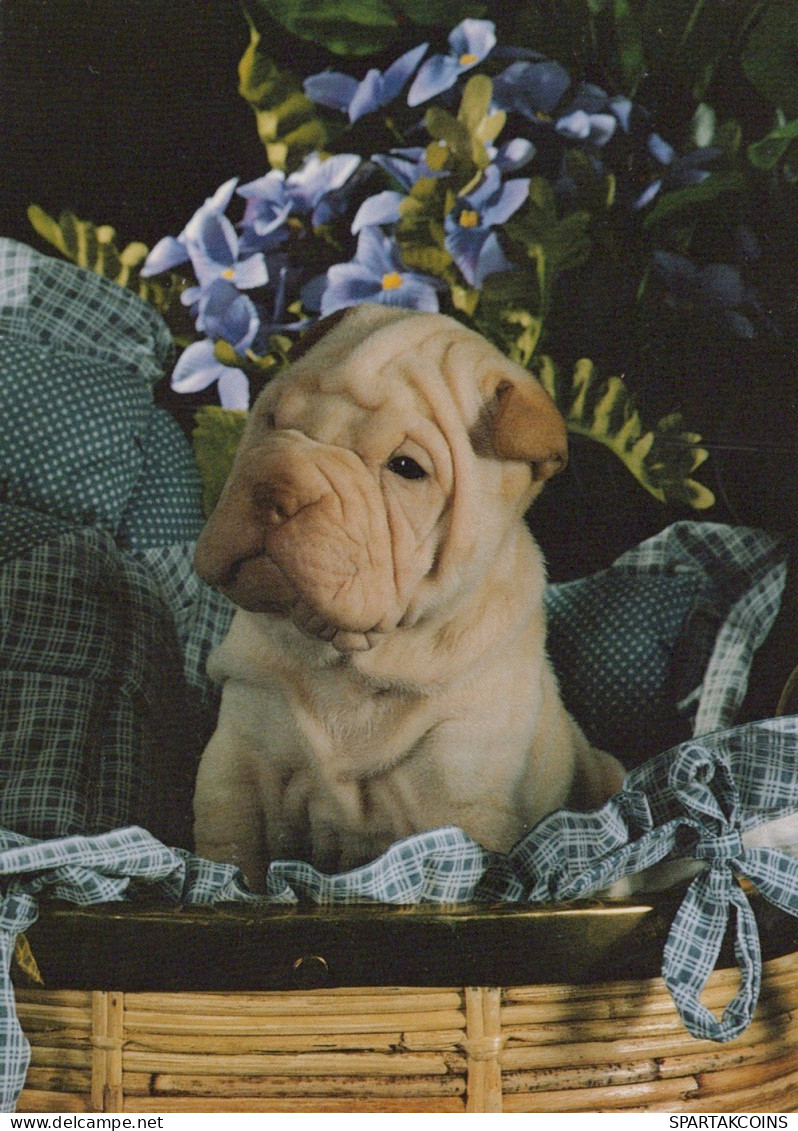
[194,436,401,638]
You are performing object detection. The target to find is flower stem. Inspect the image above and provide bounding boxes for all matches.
[679,0,707,49]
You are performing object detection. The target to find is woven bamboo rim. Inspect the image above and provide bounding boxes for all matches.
[14,949,797,1113]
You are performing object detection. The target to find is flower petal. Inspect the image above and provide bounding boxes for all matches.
[353,225,397,277]
[492,60,570,118]
[648,132,675,165]
[232,252,269,291]
[448,18,496,63]
[141,235,187,277]
[141,235,189,276]
[303,70,359,113]
[445,224,489,286]
[351,190,404,233]
[217,367,251,410]
[700,263,746,308]
[556,109,616,146]
[493,137,536,172]
[482,177,530,226]
[472,232,514,287]
[381,42,428,101]
[238,169,287,201]
[348,69,384,122]
[182,177,239,244]
[320,263,383,314]
[634,179,663,209]
[188,213,238,284]
[380,275,439,312]
[170,339,226,394]
[199,280,260,351]
[287,153,361,211]
[407,55,462,107]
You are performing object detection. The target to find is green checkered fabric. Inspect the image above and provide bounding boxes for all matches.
[0,237,204,545]
[545,522,789,760]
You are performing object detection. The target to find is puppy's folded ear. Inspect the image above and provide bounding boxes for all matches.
[491,377,568,481]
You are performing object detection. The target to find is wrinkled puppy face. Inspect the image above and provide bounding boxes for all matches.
[194,305,566,652]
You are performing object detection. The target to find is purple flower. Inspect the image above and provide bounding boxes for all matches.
[179,211,268,311]
[651,250,758,338]
[556,109,617,147]
[634,145,721,209]
[170,278,262,410]
[171,339,250,410]
[284,152,361,226]
[196,277,260,345]
[491,59,570,122]
[141,178,239,276]
[351,190,405,233]
[170,277,263,410]
[407,19,496,107]
[304,43,428,122]
[316,226,440,315]
[489,137,536,172]
[237,170,292,254]
[372,147,441,190]
[444,165,529,287]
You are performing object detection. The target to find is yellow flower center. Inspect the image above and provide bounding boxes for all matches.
[382,271,403,290]
[459,53,478,66]
[222,267,236,280]
[459,209,480,228]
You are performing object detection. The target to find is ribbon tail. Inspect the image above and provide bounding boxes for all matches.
[0,888,39,1113]
[662,867,761,1042]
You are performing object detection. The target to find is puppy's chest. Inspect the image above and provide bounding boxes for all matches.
[280,671,432,781]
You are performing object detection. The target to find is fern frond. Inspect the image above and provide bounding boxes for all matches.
[27,205,191,339]
[535,355,715,510]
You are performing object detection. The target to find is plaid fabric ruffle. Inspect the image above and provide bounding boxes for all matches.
[1,716,797,1108]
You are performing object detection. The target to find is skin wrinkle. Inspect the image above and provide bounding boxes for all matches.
[256,440,389,632]
[212,324,502,638]
[274,371,451,636]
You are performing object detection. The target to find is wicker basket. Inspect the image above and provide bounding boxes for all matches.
[13,900,798,1114]
[14,953,798,1114]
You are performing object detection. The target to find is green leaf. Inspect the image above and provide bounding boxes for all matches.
[244,0,486,55]
[641,170,747,229]
[534,356,714,510]
[396,179,453,276]
[472,263,548,364]
[245,0,399,55]
[458,75,505,152]
[238,24,330,170]
[741,0,798,116]
[192,406,249,518]
[612,0,646,93]
[562,149,616,215]
[748,117,798,170]
[503,180,592,323]
[389,0,487,27]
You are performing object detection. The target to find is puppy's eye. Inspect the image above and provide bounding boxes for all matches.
[265,411,277,429]
[386,455,428,480]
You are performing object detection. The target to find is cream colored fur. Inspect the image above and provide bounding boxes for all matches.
[192,305,626,891]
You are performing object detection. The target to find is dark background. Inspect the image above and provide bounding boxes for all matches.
[0,0,264,249]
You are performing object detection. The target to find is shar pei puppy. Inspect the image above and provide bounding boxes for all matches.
[193,303,625,891]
